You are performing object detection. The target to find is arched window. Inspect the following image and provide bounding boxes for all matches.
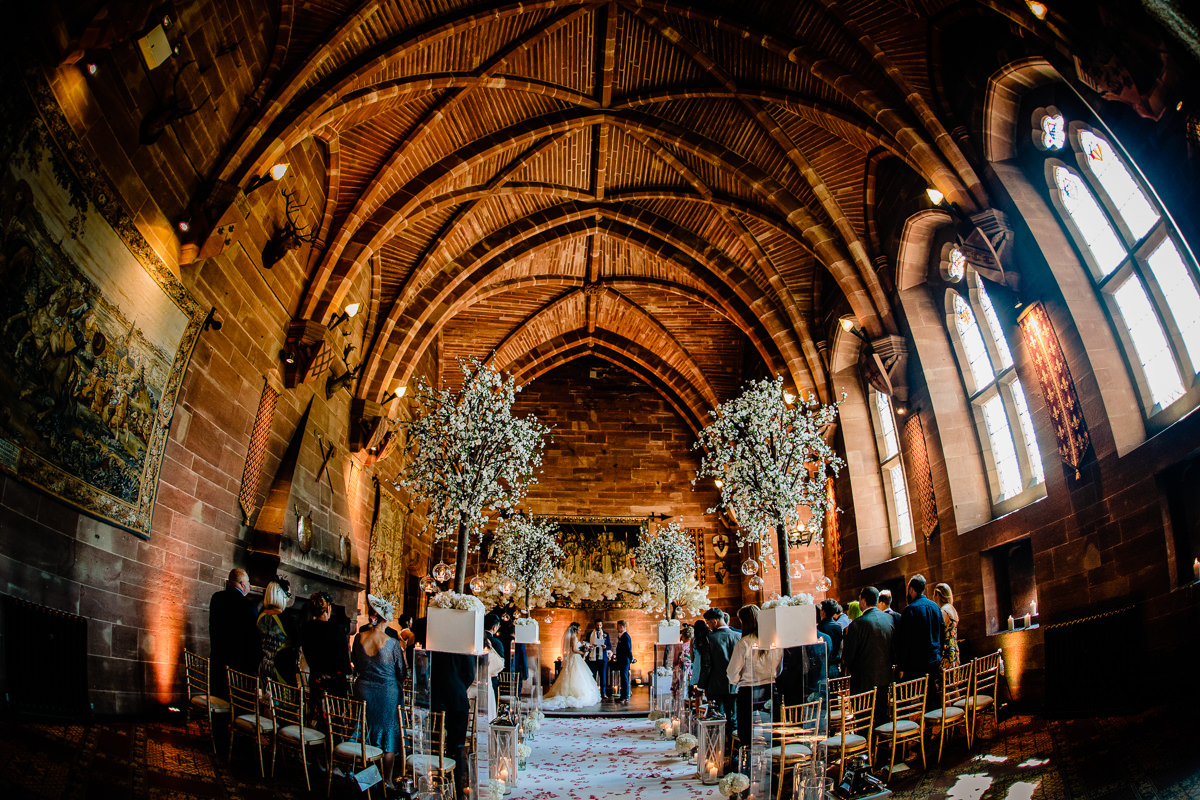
[1040,111,1200,422]
[869,389,913,551]
[944,248,1045,511]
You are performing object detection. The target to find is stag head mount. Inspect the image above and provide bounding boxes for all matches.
[263,189,321,269]
[139,59,209,146]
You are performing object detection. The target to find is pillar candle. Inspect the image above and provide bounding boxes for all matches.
[1007,615,1014,631]
[1193,558,1199,582]
[1031,600,1038,616]
[1023,613,1032,628]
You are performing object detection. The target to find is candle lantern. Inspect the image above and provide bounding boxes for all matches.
[489,711,520,793]
[696,717,726,784]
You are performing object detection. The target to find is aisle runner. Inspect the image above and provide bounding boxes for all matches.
[516,717,712,800]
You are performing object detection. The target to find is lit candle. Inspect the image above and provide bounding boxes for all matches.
[1194,558,1199,582]
[1007,615,1014,631]
[1031,600,1038,616]
[1023,613,1032,628]
[499,767,509,783]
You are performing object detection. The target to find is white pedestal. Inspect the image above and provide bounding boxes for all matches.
[759,604,817,648]
[427,607,484,655]
[656,620,681,645]
[513,619,539,644]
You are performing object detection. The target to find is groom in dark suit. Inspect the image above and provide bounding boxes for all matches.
[614,620,634,702]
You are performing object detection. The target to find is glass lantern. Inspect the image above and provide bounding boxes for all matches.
[696,716,726,784]
[489,712,520,792]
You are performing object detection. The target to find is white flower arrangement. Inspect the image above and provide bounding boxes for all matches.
[513,617,537,630]
[516,743,531,762]
[655,666,672,678]
[648,709,666,721]
[429,590,487,614]
[761,593,816,610]
[493,514,563,609]
[522,717,541,734]
[674,733,697,756]
[717,772,750,797]
[529,709,544,722]
[658,619,680,628]
[487,778,506,800]
[654,718,674,738]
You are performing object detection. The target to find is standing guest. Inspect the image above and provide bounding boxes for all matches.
[897,574,943,683]
[846,601,863,623]
[208,568,258,698]
[699,608,740,750]
[431,646,477,799]
[484,613,506,715]
[723,610,740,636]
[301,591,352,704]
[671,625,694,693]
[877,590,902,625]
[613,620,634,703]
[842,586,895,723]
[690,620,708,692]
[257,581,293,683]
[776,607,832,708]
[726,605,782,753]
[834,602,852,630]
[934,583,960,671]
[585,619,612,699]
[354,595,406,789]
[817,600,845,678]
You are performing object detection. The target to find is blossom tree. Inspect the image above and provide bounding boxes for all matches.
[493,513,563,615]
[632,521,697,618]
[399,357,550,593]
[693,375,845,597]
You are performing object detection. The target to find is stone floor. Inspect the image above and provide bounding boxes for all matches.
[1,704,1198,799]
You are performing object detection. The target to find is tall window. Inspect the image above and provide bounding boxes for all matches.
[943,247,1045,510]
[1040,111,1200,422]
[870,389,913,550]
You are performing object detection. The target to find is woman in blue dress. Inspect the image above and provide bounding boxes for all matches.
[354,595,406,788]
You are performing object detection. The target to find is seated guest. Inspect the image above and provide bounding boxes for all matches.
[354,595,406,789]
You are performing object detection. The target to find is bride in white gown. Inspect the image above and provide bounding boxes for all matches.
[542,621,602,709]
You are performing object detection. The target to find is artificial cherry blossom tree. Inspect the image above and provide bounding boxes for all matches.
[493,513,563,615]
[633,521,698,618]
[399,357,550,592]
[694,375,845,597]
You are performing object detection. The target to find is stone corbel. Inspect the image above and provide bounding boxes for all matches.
[961,209,1019,292]
[865,334,909,402]
[281,318,330,389]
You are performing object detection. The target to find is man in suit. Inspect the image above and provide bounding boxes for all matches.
[877,589,902,625]
[208,568,259,698]
[699,607,740,752]
[614,620,634,702]
[897,574,943,685]
[586,619,613,698]
[431,648,477,799]
[843,586,896,724]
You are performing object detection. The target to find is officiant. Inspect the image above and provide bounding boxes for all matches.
[586,619,612,699]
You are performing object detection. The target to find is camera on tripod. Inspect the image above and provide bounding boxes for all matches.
[835,754,888,798]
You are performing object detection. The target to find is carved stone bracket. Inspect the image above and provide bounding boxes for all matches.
[962,208,1019,292]
[865,334,909,402]
[282,318,332,389]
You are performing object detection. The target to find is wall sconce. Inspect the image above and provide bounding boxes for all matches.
[1026,1,1048,20]
[326,363,362,398]
[328,303,361,332]
[394,385,407,398]
[279,349,295,365]
[925,187,945,205]
[202,307,222,332]
[246,163,289,194]
[839,317,871,345]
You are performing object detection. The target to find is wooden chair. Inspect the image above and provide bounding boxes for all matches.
[226,667,273,777]
[266,678,327,791]
[325,694,385,798]
[821,689,875,783]
[766,699,822,800]
[183,650,230,753]
[498,671,521,713]
[924,663,972,763]
[402,708,456,796]
[827,674,852,726]
[873,676,928,777]
[954,650,1001,742]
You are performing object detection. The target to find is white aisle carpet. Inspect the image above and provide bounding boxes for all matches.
[513,716,715,800]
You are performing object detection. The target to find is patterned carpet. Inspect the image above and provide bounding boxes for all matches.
[1,706,1198,799]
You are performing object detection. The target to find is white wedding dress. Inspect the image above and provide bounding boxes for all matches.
[542,630,602,709]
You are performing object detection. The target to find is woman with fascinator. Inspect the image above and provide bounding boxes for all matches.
[354,594,406,787]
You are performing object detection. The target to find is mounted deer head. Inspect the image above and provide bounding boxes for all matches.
[139,59,209,145]
[262,189,321,269]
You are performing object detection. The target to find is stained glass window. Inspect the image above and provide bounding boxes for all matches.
[977,279,1014,369]
[947,247,966,281]
[953,294,995,390]
[1055,166,1125,276]
[983,396,1024,499]
[1147,240,1200,366]
[1078,131,1158,240]
[1112,277,1185,407]
[888,464,914,545]
[1041,113,1065,150]
[1011,379,1044,486]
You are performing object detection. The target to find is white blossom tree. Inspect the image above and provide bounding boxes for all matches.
[493,514,563,614]
[399,357,550,592]
[632,521,697,618]
[693,375,844,597]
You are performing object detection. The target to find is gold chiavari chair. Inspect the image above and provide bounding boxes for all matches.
[765,699,822,800]
[954,650,1001,742]
[183,650,230,753]
[827,674,852,726]
[226,667,273,777]
[924,663,972,763]
[402,708,457,797]
[266,678,327,791]
[325,694,385,798]
[873,676,928,777]
[821,689,875,783]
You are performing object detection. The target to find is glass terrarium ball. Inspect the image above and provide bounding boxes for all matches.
[432,561,453,582]
[419,575,438,594]
[788,561,806,580]
[543,613,554,624]
[500,579,517,595]
[740,558,759,576]
[468,574,485,593]
[815,575,833,592]
[767,591,781,602]
[747,574,764,592]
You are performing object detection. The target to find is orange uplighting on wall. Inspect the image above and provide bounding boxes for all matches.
[825,477,840,573]
[148,569,187,702]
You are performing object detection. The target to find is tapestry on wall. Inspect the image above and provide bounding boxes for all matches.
[0,76,203,538]
[369,486,410,614]
[1018,301,1091,478]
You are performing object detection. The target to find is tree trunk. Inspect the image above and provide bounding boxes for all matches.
[525,587,531,616]
[454,518,468,593]
[777,522,792,597]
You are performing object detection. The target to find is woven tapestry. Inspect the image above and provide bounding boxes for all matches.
[691,527,706,583]
[1018,302,1090,477]
[903,414,938,541]
[238,382,278,522]
[368,489,409,612]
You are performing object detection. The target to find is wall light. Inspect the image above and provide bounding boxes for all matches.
[279,349,295,365]
[1026,1,1048,20]
[394,385,407,397]
[839,317,870,344]
[926,187,945,205]
[245,163,289,194]
[177,219,191,233]
[328,302,361,331]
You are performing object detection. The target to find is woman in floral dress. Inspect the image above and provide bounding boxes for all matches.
[935,583,960,670]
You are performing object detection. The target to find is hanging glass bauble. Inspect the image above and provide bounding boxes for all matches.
[432,561,453,582]
[747,574,764,592]
[500,579,517,595]
[501,613,511,622]
[543,613,554,624]
[815,575,833,592]
[419,575,438,594]
[468,574,485,593]
[788,561,806,580]
[741,558,759,576]
[767,591,781,602]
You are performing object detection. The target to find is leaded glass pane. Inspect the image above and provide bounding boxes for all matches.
[875,391,899,460]
[888,464,914,546]
[1146,239,1200,371]
[947,247,965,281]
[1011,380,1045,486]
[1041,114,1065,150]
[976,279,1014,369]
[1112,276,1185,407]
[1078,130,1158,241]
[953,294,995,391]
[1054,166,1125,276]
[982,396,1024,499]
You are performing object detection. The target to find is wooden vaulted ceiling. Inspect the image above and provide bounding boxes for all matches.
[215,0,996,429]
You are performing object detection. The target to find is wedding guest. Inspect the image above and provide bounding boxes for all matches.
[726,605,782,752]
[817,600,844,678]
[614,620,634,703]
[842,586,895,724]
[208,568,258,698]
[776,610,832,708]
[699,608,740,749]
[300,591,352,704]
[877,589,902,624]
[257,581,294,683]
[846,600,863,623]
[484,613,506,715]
[934,583,960,670]
[690,620,708,691]
[835,601,852,630]
[354,595,406,789]
[671,625,694,693]
[897,574,943,683]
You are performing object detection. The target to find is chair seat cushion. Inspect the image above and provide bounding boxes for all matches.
[409,755,457,773]
[952,694,994,710]
[233,713,274,733]
[820,733,866,750]
[874,719,919,734]
[335,741,383,760]
[278,724,326,744]
[923,706,966,721]
[768,743,812,759]
[190,694,231,713]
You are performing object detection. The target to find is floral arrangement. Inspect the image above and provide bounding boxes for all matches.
[648,709,666,721]
[522,716,541,735]
[399,357,550,592]
[493,514,563,611]
[429,591,487,614]
[717,772,750,797]
[655,666,672,678]
[674,733,697,756]
[694,375,845,596]
[513,617,538,630]
[761,593,816,609]
[487,778,506,800]
[469,565,710,616]
[516,743,531,764]
[529,709,544,722]
[658,619,680,628]
[654,717,674,739]
[634,522,698,614]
